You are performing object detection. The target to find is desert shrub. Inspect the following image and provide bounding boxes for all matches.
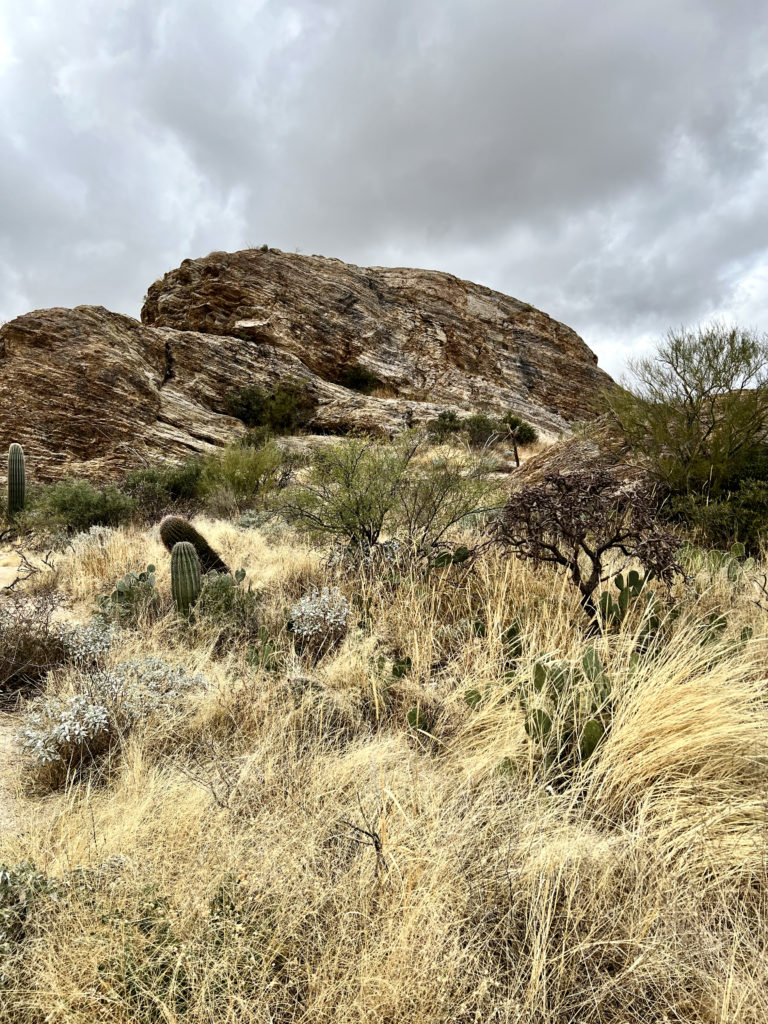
[123,459,203,518]
[334,364,384,395]
[193,571,262,646]
[463,413,503,447]
[198,441,285,513]
[0,862,56,954]
[277,433,496,557]
[609,321,768,496]
[393,453,499,555]
[57,618,115,665]
[97,564,159,626]
[0,591,70,691]
[426,410,462,443]
[288,585,350,657]
[224,384,317,433]
[663,479,768,554]
[18,658,209,787]
[502,413,538,446]
[495,469,680,616]
[38,479,136,532]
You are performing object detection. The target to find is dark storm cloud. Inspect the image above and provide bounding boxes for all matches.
[1,0,767,376]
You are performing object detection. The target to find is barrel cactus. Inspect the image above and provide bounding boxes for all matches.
[171,542,202,616]
[159,515,229,575]
[7,443,25,518]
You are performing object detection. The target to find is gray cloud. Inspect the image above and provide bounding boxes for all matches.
[1,0,767,377]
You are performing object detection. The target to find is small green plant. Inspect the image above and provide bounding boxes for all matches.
[171,543,202,617]
[194,569,261,646]
[678,540,756,582]
[518,646,612,781]
[159,515,229,574]
[98,565,159,625]
[426,410,462,443]
[0,861,56,952]
[7,442,25,519]
[246,627,282,672]
[428,545,472,569]
[224,384,316,433]
[598,571,662,649]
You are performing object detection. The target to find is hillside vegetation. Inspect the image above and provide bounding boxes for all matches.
[1,324,768,1023]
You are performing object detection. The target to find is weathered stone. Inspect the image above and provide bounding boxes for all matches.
[143,249,614,430]
[0,250,615,481]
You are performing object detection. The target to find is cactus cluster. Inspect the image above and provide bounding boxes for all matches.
[599,570,661,649]
[679,540,755,582]
[519,646,612,773]
[159,515,229,575]
[7,443,25,519]
[170,542,202,617]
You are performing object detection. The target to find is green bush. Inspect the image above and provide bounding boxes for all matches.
[123,460,203,518]
[194,571,261,647]
[198,442,285,511]
[663,479,768,554]
[609,321,768,496]
[463,413,503,448]
[97,565,159,627]
[224,384,316,433]
[40,479,135,532]
[502,414,538,446]
[277,433,497,557]
[426,410,462,443]
[334,364,384,395]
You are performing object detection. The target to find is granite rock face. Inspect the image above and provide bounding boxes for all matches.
[0,249,614,480]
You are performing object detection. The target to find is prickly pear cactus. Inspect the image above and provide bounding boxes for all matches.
[159,515,229,575]
[7,443,25,518]
[519,645,613,781]
[171,542,202,616]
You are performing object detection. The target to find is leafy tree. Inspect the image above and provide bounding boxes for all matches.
[608,322,768,496]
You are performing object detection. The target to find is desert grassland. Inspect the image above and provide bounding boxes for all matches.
[2,519,768,1024]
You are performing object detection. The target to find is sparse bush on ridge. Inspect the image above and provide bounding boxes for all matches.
[224,383,317,433]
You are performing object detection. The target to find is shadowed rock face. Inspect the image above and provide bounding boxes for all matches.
[0,249,614,481]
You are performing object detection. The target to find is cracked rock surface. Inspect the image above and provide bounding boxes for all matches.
[1,249,614,480]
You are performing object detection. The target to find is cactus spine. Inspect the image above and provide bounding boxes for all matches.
[171,542,202,616]
[159,515,229,575]
[7,443,25,518]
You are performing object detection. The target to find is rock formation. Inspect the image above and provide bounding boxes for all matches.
[0,249,615,480]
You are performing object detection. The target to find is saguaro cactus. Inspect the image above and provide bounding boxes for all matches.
[7,443,26,518]
[171,541,202,616]
[159,515,229,575]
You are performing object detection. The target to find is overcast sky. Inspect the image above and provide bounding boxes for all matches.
[1,0,767,378]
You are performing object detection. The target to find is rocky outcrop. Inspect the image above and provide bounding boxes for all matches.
[0,249,615,481]
[143,248,613,430]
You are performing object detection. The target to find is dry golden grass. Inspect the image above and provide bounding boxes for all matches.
[1,523,768,1023]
